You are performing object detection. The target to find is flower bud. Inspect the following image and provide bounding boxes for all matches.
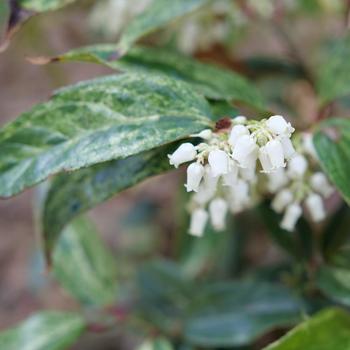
[208,149,229,177]
[229,125,249,147]
[280,203,302,231]
[185,162,205,192]
[271,189,293,213]
[191,129,213,140]
[265,139,285,169]
[310,172,333,198]
[258,145,273,173]
[280,136,296,160]
[189,208,208,237]
[232,135,258,168]
[305,193,326,222]
[209,198,228,231]
[266,115,294,136]
[287,154,308,179]
[233,116,247,125]
[168,143,197,168]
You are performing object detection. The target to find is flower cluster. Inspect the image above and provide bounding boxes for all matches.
[168,115,308,237]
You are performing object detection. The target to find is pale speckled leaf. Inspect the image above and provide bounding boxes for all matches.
[184,281,303,347]
[263,308,350,350]
[313,118,350,204]
[0,72,213,198]
[116,0,210,55]
[53,217,117,306]
[43,145,173,255]
[317,35,350,104]
[0,311,85,350]
[43,45,266,110]
[18,0,77,12]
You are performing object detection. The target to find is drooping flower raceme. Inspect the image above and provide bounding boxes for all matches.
[168,115,301,237]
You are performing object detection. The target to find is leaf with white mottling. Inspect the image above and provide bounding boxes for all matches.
[0,311,85,350]
[0,72,213,198]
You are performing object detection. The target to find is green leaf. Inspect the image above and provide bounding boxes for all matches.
[184,281,304,347]
[43,145,173,256]
[0,311,85,350]
[316,265,350,307]
[18,0,77,11]
[0,72,212,198]
[37,45,266,110]
[52,217,117,307]
[116,0,210,55]
[317,35,350,104]
[313,118,350,204]
[263,308,350,350]
[137,337,174,350]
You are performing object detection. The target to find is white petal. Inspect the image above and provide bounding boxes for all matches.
[266,168,289,193]
[239,166,257,183]
[266,115,294,136]
[191,129,213,140]
[185,162,205,192]
[222,160,238,187]
[265,139,285,169]
[208,149,229,177]
[209,198,228,231]
[287,154,308,179]
[229,125,249,147]
[271,189,293,213]
[310,172,334,198]
[302,133,318,159]
[259,145,274,173]
[168,143,197,168]
[305,193,326,222]
[280,203,302,231]
[189,208,208,237]
[232,135,258,168]
[233,116,247,125]
[280,136,296,160]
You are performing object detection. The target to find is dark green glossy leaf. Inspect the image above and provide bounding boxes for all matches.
[317,265,350,306]
[38,45,266,110]
[184,281,304,347]
[263,308,350,350]
[317,35,350,104]
[0,311,85,350]
[116,0,210,55]
[43,145,173,256]
[53,217,117,307]
[0,72,212,198]
[313,118,350,204]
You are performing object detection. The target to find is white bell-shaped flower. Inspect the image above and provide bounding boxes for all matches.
[310,172,333,198]
[267,168,289,193]
[208,149,230,177]
[302,133,318,160]
[240,166,257,183]
[280,203,302,231]
[258,145,274,173]
[193,165,218,204]
[233,116,247,125]
[271,189,293,213]
[265,139,285,169]
[305,193,326,222]
[168,143,197,168]
[228,179,250,213]
[232,135,258,168]
[189,208,208,237]
[229,125,249,147]
[191,129,213,140]
[223,159,238,187]
[266,115,294,136]
[185,162,205,192]
[209,198,228,231]
[280,136,296,160]
[287,154,308,179]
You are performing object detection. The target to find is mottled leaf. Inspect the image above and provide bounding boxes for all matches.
[53,217,117,307]
[184,281,304,347]
[263,308,350,350]
[313,118,350,204]
[33,45,266,110]
[0,311,85,350]
[116,0,210,55]
[317,35,350,104]
[137,337,174,350]
[0,72,212,198]
[43,145,173,256]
